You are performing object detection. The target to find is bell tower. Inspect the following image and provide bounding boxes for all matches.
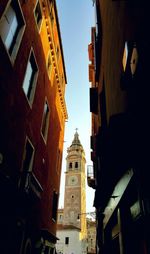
[63,130,87,239]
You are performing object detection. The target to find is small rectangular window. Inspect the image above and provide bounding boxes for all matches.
[0,0,25,62]
[22,138,34,172]
[75,162,78,168]
[34,1,42,30]
[41,100,50,142]
[22,50,38,105]
[1,5,18,52]
[69,162,72,169]
[52,191,58,221]
[19,137,34,191]
[65,237,69,245]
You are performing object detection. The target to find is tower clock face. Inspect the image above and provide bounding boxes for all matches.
[68,175,78,186]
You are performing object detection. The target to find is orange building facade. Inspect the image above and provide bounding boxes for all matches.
[0,0,67,253]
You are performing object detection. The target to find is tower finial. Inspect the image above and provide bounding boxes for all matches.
[75,128,78,133]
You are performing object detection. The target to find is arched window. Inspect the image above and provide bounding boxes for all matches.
[69,162,72,169]
[75,162,78,168]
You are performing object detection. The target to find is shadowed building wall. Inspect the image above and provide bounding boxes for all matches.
[88,1,150,254]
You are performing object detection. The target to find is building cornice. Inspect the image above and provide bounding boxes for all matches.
[42,0,68,120]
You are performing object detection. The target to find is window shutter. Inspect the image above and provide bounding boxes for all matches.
[90,87,98,114]
[0,5,16,49]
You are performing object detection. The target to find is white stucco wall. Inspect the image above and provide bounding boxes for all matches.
[56,229,83,254]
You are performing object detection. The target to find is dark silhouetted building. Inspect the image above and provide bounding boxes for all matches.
[88,1,150,254]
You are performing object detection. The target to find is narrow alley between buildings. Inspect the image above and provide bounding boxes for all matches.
[0,1,150,254]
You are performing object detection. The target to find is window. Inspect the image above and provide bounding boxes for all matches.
[69,162,72,169]
[52,191,58,221]
[130,44,138,75]
[0,0,25,62]
[90,87,98,114]
[47,52,52,77]
[122,42,128,72]
[34,1,42,30]
[75,162,78,168]
[22,138,34,172]
[22,50,38,105]
[41,100,50,142]
[20,138,34,191]
[65,237,69,245]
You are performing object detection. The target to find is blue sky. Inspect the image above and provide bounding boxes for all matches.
[56,0,95,212]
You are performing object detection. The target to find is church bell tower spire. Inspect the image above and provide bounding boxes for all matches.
[63,130,87,239]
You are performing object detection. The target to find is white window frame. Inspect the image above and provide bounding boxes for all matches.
[0,0,25,64]
[34,0,43,32]
[22,48,38,107]
[41,99,50,143]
